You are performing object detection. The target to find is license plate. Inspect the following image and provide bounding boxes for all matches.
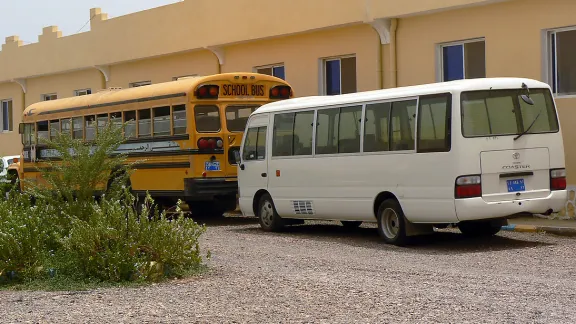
[205,161,220,171]
[507,179,525,192]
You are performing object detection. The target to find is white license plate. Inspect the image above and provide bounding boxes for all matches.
[205,161,220,171]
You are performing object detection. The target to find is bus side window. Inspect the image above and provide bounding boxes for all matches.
[97,113,108,134]
[37,121,49,143]
[243,127,259,161]
[49,119,60,140]
[72,117,83,140]
[85,116,96,141]
[364,102,391,152]
[172,105,186,135]
[338,105,362,153]
[110,112,122,131]
[138,109,151,138]
[390,100,417,151]
[316,108,339,155]
[272,113,295,157]
[124,111,136,139]
[153,106,171,136]
[417,94,451,153]
[61,119,71,137]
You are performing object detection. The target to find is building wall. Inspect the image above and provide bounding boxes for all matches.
[0,82,23,157]
[396,0,576,184]
[26,69,103,106]
[222,24,381,97]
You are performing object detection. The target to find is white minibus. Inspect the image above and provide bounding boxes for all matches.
[237,78,567,246]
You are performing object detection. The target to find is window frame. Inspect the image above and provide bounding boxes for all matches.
[42,93,57,101]
[1,99,13,132]
[319,55,357,96]
[242,126,268,162]
[436,38,486,82]
[255,64,286,80]
[74,89,92,96]
[545,26,576,97]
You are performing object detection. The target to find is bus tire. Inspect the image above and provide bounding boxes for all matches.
[376,199,409,246]
[458,221,501,237]
[341,221,362,229]
[258,193,285,232]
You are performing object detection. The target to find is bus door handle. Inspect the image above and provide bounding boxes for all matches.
[261,173,267,178]
[240,164,245,170]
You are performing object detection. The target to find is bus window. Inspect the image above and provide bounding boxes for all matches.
[23,123,35,146]
[226,105,258,132]
[97,114,108,134]
[153,106,171,137]
[390,100,417,151]
[364,102,391,152]
[49,120,60,140]
[110,112,122,131]
[61,119,71,137]
[85,116,96,141]
[338,105,362,153]
[194,105,220,133]
[138,109,151,138]
[417,94,450,153]
[172,105,186,135]
[72,117,83,140]
[316,108,339,155]
[272,113,295,156]
[293,111,314,156]
[124,111,136,138]
[37,121,49,142]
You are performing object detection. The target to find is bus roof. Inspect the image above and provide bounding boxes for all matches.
[253,77,551,114]
[23,72,287,117]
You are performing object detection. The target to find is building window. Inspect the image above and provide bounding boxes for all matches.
[256,64,285,80]
[549,28,576,96]
[322,56,356,95]
[42,93,57,101]
[1,100,13,132]
[439,39,485,81]
[75,89,92,96]
[129,81,151,88]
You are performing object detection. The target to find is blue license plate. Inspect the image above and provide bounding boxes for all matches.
[507,179,525,192]
[205,161,220,171]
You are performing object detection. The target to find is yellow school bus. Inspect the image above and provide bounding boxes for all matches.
[14,72,294,216]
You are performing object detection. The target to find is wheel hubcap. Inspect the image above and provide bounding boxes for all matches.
[381,208,400,239]
[260,201,274,226]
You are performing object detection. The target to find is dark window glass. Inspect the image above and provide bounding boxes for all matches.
[195,105,221,133]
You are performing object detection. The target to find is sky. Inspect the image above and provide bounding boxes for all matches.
[0,0,181,45]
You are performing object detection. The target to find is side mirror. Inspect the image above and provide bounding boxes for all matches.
[18,123,24,134]
[234,150,241,164]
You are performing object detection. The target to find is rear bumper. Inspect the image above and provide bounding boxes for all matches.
[184,177,238,200]
[455,190,568,221]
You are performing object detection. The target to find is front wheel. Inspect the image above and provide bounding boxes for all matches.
[376,199,409,246]
[258,193,285,232]
[458,221,501,237]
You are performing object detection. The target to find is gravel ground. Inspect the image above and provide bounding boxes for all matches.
[2,216,576,323]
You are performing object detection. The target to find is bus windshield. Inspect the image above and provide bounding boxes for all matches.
[461,88,559,137]
[226,105,259,132]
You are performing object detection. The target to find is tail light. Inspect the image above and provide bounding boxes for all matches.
[550,168,566,191]
[198,137,224,150]
[270,86,292,99]
[455,175,482,199]
[196,85,219,99]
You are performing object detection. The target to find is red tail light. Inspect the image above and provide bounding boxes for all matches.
[455,175,482,199]
[196,85,219,99]
[550,168,567,191]
[197,137,224,150]
[270,86,291,99]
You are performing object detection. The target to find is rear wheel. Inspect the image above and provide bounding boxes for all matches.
[258,193,285,232]
[341,221,362,229]
[376,199,409,246]
[458,221,501,237]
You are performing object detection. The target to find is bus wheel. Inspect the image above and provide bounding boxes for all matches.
[189,202,225,218]
[376,199,409,246]
[458,221,501,237]
[258,193,284,232]
[341,221,362,229]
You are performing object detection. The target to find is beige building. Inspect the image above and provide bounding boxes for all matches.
[2,0,576,214]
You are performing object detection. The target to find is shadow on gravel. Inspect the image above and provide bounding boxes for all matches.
[233,222,555,254]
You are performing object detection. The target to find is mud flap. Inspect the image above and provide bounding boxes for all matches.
[405,220,435,237]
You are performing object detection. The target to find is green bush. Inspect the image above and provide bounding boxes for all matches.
[0,123,206,287]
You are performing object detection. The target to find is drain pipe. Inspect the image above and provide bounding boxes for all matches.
[389,18,398,88]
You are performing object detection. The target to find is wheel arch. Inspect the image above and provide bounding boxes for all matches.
[373,191,399,220]
[252,189,270,216]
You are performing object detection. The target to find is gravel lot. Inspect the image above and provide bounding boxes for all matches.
[2,215,576,323]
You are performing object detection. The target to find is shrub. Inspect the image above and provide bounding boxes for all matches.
[0,122,206,287]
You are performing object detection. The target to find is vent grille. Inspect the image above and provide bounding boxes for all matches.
[292,200,314,215]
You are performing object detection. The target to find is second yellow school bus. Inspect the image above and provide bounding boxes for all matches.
[14,72,294,216]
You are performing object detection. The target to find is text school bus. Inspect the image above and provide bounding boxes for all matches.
[12,72,293,216]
